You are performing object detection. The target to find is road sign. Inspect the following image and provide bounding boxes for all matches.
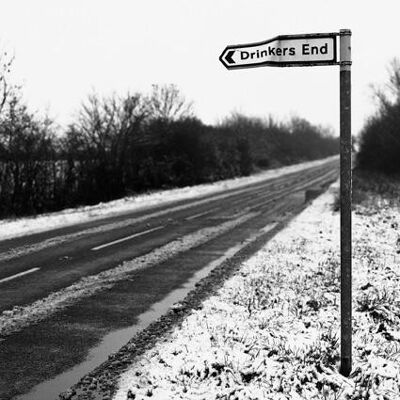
[219,30,353,377]
[219,33,338,69]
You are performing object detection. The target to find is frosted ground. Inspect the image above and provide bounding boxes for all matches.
[113,181,400,400]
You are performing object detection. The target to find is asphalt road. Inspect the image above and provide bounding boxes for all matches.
[0,158,339,400]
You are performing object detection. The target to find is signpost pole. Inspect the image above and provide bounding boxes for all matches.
[339,29,352,377]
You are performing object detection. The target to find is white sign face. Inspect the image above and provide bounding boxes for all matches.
[220,33,338,69]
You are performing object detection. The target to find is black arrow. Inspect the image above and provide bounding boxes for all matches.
[225,50,235,64]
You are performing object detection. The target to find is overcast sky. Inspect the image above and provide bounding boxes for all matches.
[0,1,398,135]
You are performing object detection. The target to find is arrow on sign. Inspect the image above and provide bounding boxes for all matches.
[225,50,236,65]
[219,33,338,69]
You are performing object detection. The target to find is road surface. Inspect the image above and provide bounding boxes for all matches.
[0,158,338,400]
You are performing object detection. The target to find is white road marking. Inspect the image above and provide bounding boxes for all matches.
[247,195,274,210]
[0,267,40,284]
[261,222,278,232]
[0,184,261,262]
[91,226,165,251]
[0,211,258,337]
[185,208,218,221]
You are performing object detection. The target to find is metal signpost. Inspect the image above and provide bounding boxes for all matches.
[338,29,352,377]
[219,30,352,376]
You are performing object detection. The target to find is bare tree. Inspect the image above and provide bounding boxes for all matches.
[64,92,150,202]
[0,51,15,115]
[69,91,149,154]
[372,58,400,112]
[0,94,57,215]
[146,84,193,121]
[386,58,400,100]
[358,59,400,173]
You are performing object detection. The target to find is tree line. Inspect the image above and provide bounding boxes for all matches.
[0,58,338,218]
[357,59,400,174]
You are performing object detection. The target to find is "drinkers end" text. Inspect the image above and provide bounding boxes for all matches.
[240,42,330,60]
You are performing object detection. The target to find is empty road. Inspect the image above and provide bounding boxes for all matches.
[0,158,338,400]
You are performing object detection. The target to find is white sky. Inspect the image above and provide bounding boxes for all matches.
[0,1,398,135]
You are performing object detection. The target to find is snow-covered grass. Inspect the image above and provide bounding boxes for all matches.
[113,175,400,400]
[0,157,336,241]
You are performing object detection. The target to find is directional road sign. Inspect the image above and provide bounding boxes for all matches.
[219,29,353,377]
[219,33,338,69]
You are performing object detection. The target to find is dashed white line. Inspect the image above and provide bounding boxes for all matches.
[185,208,218,221]
[261,222,278,232]
[0,267,40,284]
[91,226,165,251]
[0,212,258,337]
